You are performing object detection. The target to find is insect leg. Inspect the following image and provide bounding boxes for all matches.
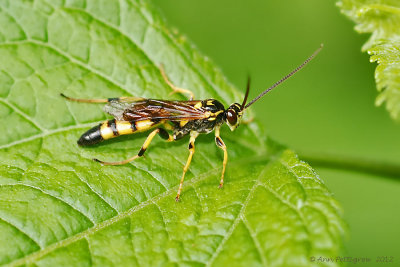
[176,131,199,201]
[94,128,173,165]
[214,127,228,188]
[159,64,195,100]
[61,94,143,103]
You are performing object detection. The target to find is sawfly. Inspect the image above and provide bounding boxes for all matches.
[61,45,323,201]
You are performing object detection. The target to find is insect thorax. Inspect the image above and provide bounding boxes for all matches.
[173,99,225,140]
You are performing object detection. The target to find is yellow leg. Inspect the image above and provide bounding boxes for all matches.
[215,127,228,188]
[61,93,143,103]
[94,128,173,165]
[176,131,199,201]
[159,64,195,100]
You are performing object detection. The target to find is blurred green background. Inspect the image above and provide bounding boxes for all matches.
[152,0,400,264]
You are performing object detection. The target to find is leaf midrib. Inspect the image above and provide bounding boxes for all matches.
[4,154,272,267]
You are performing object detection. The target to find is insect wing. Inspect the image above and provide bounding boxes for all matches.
[104,99,207,121]
[123,99,207,121]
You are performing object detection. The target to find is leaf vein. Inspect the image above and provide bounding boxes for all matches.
[0,183,95,225]
[1,39,134,98]
[205,162,273,267]
[0,217,41,249]
[72,171,119,215]
[0,121,99,150]
[241,217,268,266]
[0,99,44,132]
[5,156,262,267]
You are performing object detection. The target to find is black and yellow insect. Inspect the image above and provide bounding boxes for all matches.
[62,45,322,201]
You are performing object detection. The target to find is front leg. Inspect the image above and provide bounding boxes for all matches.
[214,126,228,188]
[176,131,199,201]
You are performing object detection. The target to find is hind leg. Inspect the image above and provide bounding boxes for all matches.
[61,94,143,103]
[159,64,195,100]
[94,128,173,165]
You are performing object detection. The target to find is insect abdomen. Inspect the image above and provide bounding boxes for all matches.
[77,123,104,146]
[77,119,159,146]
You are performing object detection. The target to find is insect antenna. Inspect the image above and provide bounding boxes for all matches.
[240,76,251,110]
[244,44,323,109]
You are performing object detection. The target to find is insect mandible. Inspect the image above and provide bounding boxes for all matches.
[61,45,323,201]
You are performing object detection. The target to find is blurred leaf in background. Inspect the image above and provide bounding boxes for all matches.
[0,0,345,266]
[151,0,400,265]
[338,0,400,120]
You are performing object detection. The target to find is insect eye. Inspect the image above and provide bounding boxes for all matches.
[227,110,237,125]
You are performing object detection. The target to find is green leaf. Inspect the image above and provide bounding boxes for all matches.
[0,0,345,266]
[337,0,400,120]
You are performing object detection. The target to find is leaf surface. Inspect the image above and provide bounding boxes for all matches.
[0,0,345,266]
[338,0,400,120]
